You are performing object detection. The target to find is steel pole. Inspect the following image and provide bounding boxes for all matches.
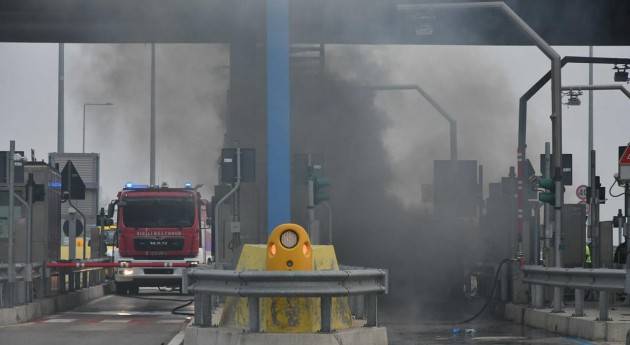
[306,154,316,241]
[58,44,64,153]
[26,176,33,302]
[213,148,241,264]
[588,47,594,246]
[7,141,16,306]
[82,103,86,153]
[150,43,156,185]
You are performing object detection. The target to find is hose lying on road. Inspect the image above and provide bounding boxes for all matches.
[455,258,513,324]
[119,294,194,316]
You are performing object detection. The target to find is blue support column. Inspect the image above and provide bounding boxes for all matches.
[266,0,291,232]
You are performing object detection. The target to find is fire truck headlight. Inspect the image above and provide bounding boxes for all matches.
[280,230,298,249]
[122,269,134,276]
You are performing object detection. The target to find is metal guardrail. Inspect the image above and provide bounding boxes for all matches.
[1,260,110,308]
[184,266,388,332]
[522,265,630,321]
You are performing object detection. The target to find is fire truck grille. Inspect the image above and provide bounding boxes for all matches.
[134,238,184,251]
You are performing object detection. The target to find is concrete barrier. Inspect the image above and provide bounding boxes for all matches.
[0,284,107,326]
[184,325,388,345]
[505,303,630,342]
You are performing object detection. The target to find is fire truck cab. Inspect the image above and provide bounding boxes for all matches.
[108,183,211,294]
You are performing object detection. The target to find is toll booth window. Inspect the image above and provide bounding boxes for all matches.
[123,197,195,228]
[0,191,23,239]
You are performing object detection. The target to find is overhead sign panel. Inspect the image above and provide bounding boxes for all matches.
[539,153,572,186]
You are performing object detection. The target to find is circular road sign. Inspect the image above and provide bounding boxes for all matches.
[576,185,588,201]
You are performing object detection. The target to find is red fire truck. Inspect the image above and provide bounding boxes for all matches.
[107,183,211,294]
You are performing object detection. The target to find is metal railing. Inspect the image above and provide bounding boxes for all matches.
[1,259,110,308]
[184,266,388,332]
[522,265,629,321]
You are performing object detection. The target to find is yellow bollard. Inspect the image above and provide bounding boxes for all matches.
[219,223,352,333]
[266,223,313,271]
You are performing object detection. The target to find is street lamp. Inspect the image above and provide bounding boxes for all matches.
[83,102,113,153]
[367,84,458,161]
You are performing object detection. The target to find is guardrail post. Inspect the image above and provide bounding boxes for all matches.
[68,270,74,292]
[194,292,212,327]
[320,296,332,333]
[82,271,88,289]
[574,289,584,317]
[552,287,563,313]
[365,294,378,327]
[248,296,260,332]
[598,291,610,321]
[533,285,544,308]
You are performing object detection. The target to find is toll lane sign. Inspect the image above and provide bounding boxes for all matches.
[619,146,630,181]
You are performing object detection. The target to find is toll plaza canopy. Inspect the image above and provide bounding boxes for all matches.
[0,0,629,45]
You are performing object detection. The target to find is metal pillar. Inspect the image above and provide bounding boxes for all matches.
[588,47,595,249]
[591,150,600,267]
[214,148,241,263]
[7,141,16,307]
[266,0,291,232]
[57,44,64,153]
[68,211,76,291]
[25,175,33,302]
[194,293,212,327]
[248,296,260,332]
[544,143,552,257]
[150,43,156,185]
[574,289,585,317]
[598,291,609,321]
[320,296,332,332]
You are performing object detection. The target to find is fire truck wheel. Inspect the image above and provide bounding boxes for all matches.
[115,282,128,295]
[129,284,140,295]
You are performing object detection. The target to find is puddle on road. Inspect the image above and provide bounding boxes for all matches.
[386,320,591,345]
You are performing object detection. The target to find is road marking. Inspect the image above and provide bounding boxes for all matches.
[157,319,185,324]
[100,319,131,323]
[166,326,187,345]
[64,311,179,316]
[44,319,77,323]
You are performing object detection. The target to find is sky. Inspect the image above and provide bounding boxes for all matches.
[1,43,629,240]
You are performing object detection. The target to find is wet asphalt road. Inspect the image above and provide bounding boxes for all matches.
[387,319,620,345]
[0,289,192,345]
[1,291,622,345]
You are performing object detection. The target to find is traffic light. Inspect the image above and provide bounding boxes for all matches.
[313,176,330,205]
[538,178,555,204]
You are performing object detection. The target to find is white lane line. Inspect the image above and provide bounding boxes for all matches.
[64,311,175,316]
[160,319,185,323]
[44,319,77,323]
[166,327,187,345]
[100,319,131,323]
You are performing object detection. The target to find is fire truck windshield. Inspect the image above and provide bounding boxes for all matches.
[123,196,195,228]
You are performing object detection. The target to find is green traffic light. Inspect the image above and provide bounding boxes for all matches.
[538,178,554,191]
[538,192,555,204]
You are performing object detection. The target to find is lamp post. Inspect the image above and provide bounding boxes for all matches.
[368,84,458,161]
[83,102,113,153]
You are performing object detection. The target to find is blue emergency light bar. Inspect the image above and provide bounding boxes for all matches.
[124,183,150,190]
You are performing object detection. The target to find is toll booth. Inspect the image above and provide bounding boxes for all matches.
[559,204,587,268]
[0,150,25,262]
[0,161,61,263]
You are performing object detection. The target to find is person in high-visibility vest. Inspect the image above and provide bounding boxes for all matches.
[584,243,592,268]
